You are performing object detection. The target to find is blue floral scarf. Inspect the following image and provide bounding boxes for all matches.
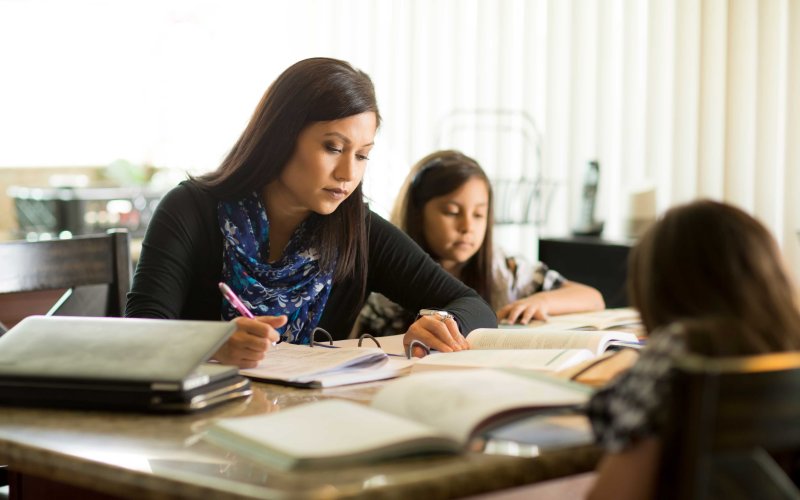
[218,192,334,345]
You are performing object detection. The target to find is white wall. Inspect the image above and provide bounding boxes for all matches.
[1,0,798,282]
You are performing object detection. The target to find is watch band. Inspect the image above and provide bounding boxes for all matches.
[417,309,454,321]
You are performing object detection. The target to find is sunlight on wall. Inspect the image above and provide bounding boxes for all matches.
[0,1,317,170]
[0,0,552,259]
[1,0,798,281]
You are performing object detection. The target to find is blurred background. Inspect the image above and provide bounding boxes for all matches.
[0,0,798,283]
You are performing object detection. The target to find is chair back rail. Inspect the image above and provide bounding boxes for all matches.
[0,229,131,319]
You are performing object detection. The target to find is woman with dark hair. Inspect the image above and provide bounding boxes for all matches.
[358,150,604,337]
[587,199,800,499]
[125,58,495,367]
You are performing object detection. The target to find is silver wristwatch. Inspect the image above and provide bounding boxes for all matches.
[417,309,454,321]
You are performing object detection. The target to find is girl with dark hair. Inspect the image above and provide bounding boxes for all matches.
[125,58,495,367]
[587,199,800,499]
[358,150,604,337]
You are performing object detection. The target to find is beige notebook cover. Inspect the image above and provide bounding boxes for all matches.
[0,315,236,386]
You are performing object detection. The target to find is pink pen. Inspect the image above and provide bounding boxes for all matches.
[218,282,255,319]
[219,282,278,347]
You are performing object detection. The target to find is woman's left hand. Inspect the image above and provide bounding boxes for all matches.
[497,294,550,325]
[403,315,470,357]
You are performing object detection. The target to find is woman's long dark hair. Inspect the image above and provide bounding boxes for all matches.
[194,57,381,286]
[628,199,800,355]
[393,150,494,303]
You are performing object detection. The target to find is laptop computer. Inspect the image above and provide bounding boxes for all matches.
[0,316,252,413]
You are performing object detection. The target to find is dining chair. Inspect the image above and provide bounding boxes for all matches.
[0,228,132,489]
[0,228,132,324]
[658,350,800,499]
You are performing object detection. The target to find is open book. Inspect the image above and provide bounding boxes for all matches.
[411,348,595,374]
[515,308,642,333]
[468,327,641,356]
[203,369,591,469]
[553,349,641,387]
[240,344,414,388]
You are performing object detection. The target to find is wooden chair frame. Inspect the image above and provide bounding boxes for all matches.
[0,228,132,321]
[0,229,132,486]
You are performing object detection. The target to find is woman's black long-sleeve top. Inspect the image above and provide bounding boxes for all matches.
[125,181,496,339]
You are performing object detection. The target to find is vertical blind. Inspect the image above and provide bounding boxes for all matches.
[1,0,797,280]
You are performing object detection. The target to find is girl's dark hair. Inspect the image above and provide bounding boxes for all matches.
[393,150,494,302]
[628,199,800,355]
[194,57,381,286]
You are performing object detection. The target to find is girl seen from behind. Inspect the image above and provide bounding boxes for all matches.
[587,199,800,499]
[358,150,605,337]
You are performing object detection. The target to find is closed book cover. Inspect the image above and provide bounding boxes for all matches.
[0,316,246,412]
[0,316,235,386]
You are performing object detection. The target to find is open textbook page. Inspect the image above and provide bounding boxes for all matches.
[411,348,595,374]
[467,328,640,356]
[334,331,628,373]
[371,369,591,444]
[204,369,591,469]
[503,308,642,333]
[203,399,456,470]
[338,309,642,358]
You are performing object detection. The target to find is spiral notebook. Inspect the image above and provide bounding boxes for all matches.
[0,316,251,412]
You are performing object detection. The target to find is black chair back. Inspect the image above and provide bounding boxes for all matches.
[659,351,800,500]
[0,229,132,319]
[0,229,132,486]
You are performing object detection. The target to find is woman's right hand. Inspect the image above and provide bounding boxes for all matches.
[403,315,470,357]
[212,315,285,368]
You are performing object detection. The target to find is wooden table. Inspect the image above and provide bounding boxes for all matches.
[0,379,601,499]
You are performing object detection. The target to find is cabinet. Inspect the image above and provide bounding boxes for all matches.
[537,236,633,309]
